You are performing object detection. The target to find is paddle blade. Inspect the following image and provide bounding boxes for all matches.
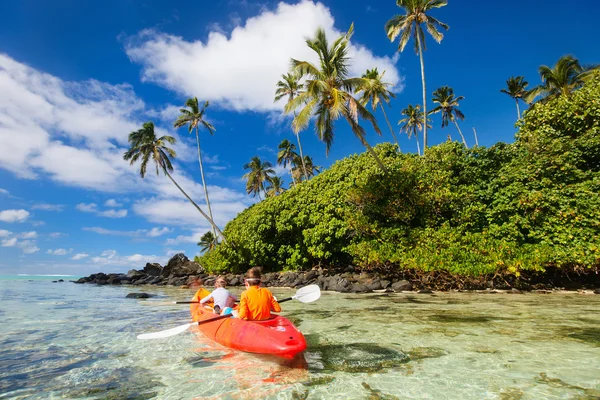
[293,284,321,303]
[137,322,196,340]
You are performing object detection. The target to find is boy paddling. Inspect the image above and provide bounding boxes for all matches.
[238,267,281,321]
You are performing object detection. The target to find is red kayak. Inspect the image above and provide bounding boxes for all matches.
[190,304,307,359]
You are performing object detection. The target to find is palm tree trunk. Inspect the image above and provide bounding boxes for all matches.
[289,166,297,187]
[293,111,309,180]
[417,33,428,151]
[472,127,479,147]
[453,120,468,148]
[380,104,401,152]
[195,127,218,242]
[414,129,421,156]
[164,169,226,242]
[359,136,389,173]
[515,99,521,119]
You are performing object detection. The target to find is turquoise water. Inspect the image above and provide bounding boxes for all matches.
[0,279,599,399]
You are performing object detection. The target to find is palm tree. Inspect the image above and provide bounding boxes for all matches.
[275,73,309,180]
[174,98,217,241]
[124,122,225,241]
[292,155,321,182]
[398,104,430,156]
[266,176,286,198]
[285,24,388,173]
[197,231,216,253]
[526,55,599,103]
[277,139,300,187]
[359,68,400,150]
[430,86,468,148]
[385,0,449,151]
[500,76,529,119]
[243,156,275,200]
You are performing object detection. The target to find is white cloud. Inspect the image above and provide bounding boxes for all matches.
[125,0,401,112]
[49,232,67,239]
[166,249,186,257]
[76,203,98,213]
[47,248,71,256]
[165,231,203,245]
[98,209,128,218]
[104,199,123,208]
[1,237,17,247]
[19,231,37,239]
[0,229,11,237]
[31,203,64,211]
[18,240,39,254]
[76,202,127,218]
[0,209,29,223]
[83,226,172,237]
[71,253,89,260]
[90,249,166,268]
[0,188,9,195]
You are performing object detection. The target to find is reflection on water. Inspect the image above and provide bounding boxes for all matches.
[0,280,599,399]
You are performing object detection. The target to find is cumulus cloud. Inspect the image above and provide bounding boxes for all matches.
[1,237,17,247]
[83,226,172,237]
[76,202,127,218]
[98,209,128,218]
[49,232,67,239]
[0,209,29,223]
[0,188,9,195]
[125,0,401,112]
[18,240,39,254]
[90,249,166,268]
[32,203,65,211]
[71,253,89,260]
[104,199,123,208]
[19,231,37,239]
[0,229,11,237]
[47,248,72,256]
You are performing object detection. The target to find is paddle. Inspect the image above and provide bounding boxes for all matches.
[137,284,321,340]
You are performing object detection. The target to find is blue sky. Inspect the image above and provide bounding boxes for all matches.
[0,0,598,275]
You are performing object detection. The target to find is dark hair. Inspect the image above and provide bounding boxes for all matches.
[245,267,262,284]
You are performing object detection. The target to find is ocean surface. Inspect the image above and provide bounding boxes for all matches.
[0,275,599,399]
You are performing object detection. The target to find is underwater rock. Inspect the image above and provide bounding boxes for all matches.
[125,293,152,299]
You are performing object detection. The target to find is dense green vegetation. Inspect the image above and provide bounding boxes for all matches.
[197,75,600,276]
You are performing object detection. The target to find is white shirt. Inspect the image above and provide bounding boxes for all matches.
[201,287,237,309]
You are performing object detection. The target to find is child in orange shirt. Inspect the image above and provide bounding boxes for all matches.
[237,267,281,321]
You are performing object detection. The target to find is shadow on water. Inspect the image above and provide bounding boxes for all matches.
[564,328,600,346]
[427,313,497,324]
[535,372,600,398]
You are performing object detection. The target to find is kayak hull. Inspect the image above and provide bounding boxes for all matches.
[190,304,306,359]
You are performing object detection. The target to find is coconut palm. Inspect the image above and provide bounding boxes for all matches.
[243,156,275,200]
[277,139,300,187]
[526,55,600,103]
[359,68,400,150]
[266,176,286,198]
[398,104,430,156]
[124,122,225,241]
[292,155,321,182]
[174,98,217,241]
[500,76,529,119]
[385,0,449,151]
[197,231,216,253]
[430,86,468,148]
[285,24,388,173]
[275,73,309,180]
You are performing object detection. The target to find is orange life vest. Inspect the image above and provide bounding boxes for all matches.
[238,286,281,321]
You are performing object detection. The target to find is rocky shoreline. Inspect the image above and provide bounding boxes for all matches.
[73,253,600,294]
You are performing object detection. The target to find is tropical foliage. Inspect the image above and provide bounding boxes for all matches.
[359,68,399,149]
[266,176,286,198]
[430,86,468,147]
[398,104,429,156]
[284,24,388,172]
[277,139,300,186]
[243,156,275,199]
[500,76,529,119]
[526,55,599,103]
[385,0,449,151]
[198,231,216,253]
[198,76,600,277]
[123,122,226,240]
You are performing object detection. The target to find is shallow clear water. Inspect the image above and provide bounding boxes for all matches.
[1,278,599,399]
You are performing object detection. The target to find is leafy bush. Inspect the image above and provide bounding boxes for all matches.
[199,76,600,276]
